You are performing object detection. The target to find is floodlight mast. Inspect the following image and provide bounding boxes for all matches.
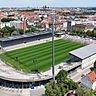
[51,12,56,82]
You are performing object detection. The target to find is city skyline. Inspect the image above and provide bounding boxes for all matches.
[0,0,96,8]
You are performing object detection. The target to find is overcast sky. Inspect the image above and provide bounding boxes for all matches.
[0,0,96,7]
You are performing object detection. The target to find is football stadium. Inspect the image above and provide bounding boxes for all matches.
[0,32,84,88]
[0,39,84,73]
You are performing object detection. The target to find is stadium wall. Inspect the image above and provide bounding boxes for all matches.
[82,54,96,69]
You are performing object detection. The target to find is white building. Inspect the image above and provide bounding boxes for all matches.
[69,44,96,69]
[10,21,21,29]
[63,21,72,31]
[0,22,11,28]
[81,71,96,90]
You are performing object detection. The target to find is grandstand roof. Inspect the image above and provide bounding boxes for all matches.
[0,31,51,42]
[69,44,96,60]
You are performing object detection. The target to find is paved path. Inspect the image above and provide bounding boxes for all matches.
[69,64,93,82]
[0,86,45,96]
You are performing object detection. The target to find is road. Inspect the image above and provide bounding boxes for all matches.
[70,64,93,82]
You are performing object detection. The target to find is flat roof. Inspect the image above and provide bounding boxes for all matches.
[0,31,51,42]
[69,44,96,60]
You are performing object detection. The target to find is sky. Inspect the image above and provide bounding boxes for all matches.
[0,0,96,8]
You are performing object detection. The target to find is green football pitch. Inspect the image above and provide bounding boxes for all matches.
[0,39,84,73]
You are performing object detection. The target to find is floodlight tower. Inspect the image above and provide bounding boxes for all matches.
[51,10,56,82]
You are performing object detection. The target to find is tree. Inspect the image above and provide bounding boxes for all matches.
[34,22,41,28]
[41,15,44,21]
[93,30,96,37]
[92,30,95,37]
[45,81,66,96]
[2,26,16,36]
[67,79,78,90]
[76,87,93,96]
[94,60,96,69]
[9,26,16,36]
[18,29,24,35]
[0,29,7,37]
[1,18,15,22]
[45,70,79,96]
[56,70,68,83]
[30,26,37,32]
[86,30,93,37]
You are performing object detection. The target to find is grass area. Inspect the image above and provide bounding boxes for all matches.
[0,39,84,73]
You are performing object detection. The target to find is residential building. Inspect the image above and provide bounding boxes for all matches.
[81,71,96,90]
[10,21,27,31]
[67,20,72,31]
[72,23,94,32]
[0,22,11,28]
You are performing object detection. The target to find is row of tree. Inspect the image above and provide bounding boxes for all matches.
[0,26,16,37]
[1,18,15,22]
[0,26,26,37]
[70,30,96,38]
[0,25,39,37]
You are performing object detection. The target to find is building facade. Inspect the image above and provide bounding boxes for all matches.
[69,44,96,69]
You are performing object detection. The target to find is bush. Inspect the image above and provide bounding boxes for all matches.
[18,29,24,35]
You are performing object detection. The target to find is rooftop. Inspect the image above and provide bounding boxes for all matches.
[87,71,96,83]
[69,44,96,59]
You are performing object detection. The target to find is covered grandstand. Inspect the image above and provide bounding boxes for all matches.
[69,44,96,69]
[0,31,52,47]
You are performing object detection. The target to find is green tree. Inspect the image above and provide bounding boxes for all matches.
[34,22,41,28]
[94,60,96,69]
[45,81,67,96]
[41,15,44,21]
[18,29,24,35]
[4,26,15,36]
[93,30,96,37]
[56,70,68,83]
[0,29,7,37]
[67,79,78,90]
[45,81,62,96]
[2,26,16,36]
[86,30,93,37]
[1,18,15,22]
[45,70,79,96]
[76,87,93,96]
[30,26,37,32]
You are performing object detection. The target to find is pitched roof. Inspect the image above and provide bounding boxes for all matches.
[69,44,96,59]
[87,71,96,83]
